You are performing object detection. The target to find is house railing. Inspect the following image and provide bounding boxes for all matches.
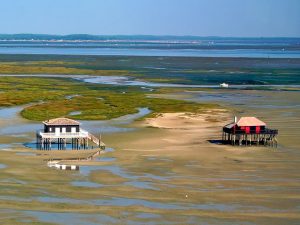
[37,129,89,138]
[223,128,278,135]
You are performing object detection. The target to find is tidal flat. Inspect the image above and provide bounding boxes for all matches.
[0,55,300,224]
[1,107,299,225]
[0,54,300,85]
[0,76,216,121]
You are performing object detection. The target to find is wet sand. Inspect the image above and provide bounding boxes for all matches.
[0,94,300,224]
[117,110,231,153]
[102,110,300,224]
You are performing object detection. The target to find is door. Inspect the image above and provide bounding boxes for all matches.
[55,127,60,136]
[71,127,77,133]
[62,127,66,133]
[245,127,250,134]
[255,126,261,134]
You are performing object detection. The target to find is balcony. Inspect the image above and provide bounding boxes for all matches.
[37,129,89,138]
[223,127,278,135]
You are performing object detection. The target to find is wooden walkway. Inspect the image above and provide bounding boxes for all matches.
[88,133,106,149]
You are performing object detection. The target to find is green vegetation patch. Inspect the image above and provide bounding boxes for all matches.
[0,61,132,76]
[1,54,300,85]
[0,76,217,121]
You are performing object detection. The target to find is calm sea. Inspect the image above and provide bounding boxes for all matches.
[0,38,299,58]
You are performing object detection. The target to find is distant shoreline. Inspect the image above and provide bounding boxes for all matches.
[0,34,299,41]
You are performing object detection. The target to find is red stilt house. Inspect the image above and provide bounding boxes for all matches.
[222,117,278,146]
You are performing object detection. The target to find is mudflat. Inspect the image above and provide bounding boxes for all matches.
[1,108,300,224]
[0,54,299,224]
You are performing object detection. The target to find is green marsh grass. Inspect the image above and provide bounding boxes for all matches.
[0,76,217,121]
[1,54,300,85]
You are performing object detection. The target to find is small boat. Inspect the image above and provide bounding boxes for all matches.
[220,83,229,88]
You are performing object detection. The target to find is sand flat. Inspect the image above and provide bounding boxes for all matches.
[1,110,300,224]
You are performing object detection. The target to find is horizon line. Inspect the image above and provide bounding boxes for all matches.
[0,33,300,39]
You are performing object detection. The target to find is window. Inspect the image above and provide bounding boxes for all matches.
[71,127,76,133]
[55,127,60,135]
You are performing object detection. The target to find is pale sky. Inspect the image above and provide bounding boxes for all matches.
[0,0,299,37]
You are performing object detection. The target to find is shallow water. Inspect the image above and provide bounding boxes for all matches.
[79,164,167,181]
[0,106,40,144]
[0,163,6,169]
[80,107,151,134]
[0,46,299,58]
[71,181,103,188]
[0,144,12,150]
[69,111,82,116]
[181,89,300,149]
[6,194,240,212]
[94,156,116,162]
[3,74,300,88]
[0,105,150,150]
[24,211,117,225]
[15,152,36,156]
[1,79,300,224]
[124,181,160,191]
[65,94,81,100]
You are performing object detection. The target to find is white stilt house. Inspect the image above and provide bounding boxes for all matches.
[36,118,105,150]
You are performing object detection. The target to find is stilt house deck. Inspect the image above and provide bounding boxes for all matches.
[222,117,278,147]
[36,118,105,150]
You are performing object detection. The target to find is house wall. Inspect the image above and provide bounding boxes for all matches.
[44,125,80,133]
[224,125,266,134]
[237,125,266,134]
